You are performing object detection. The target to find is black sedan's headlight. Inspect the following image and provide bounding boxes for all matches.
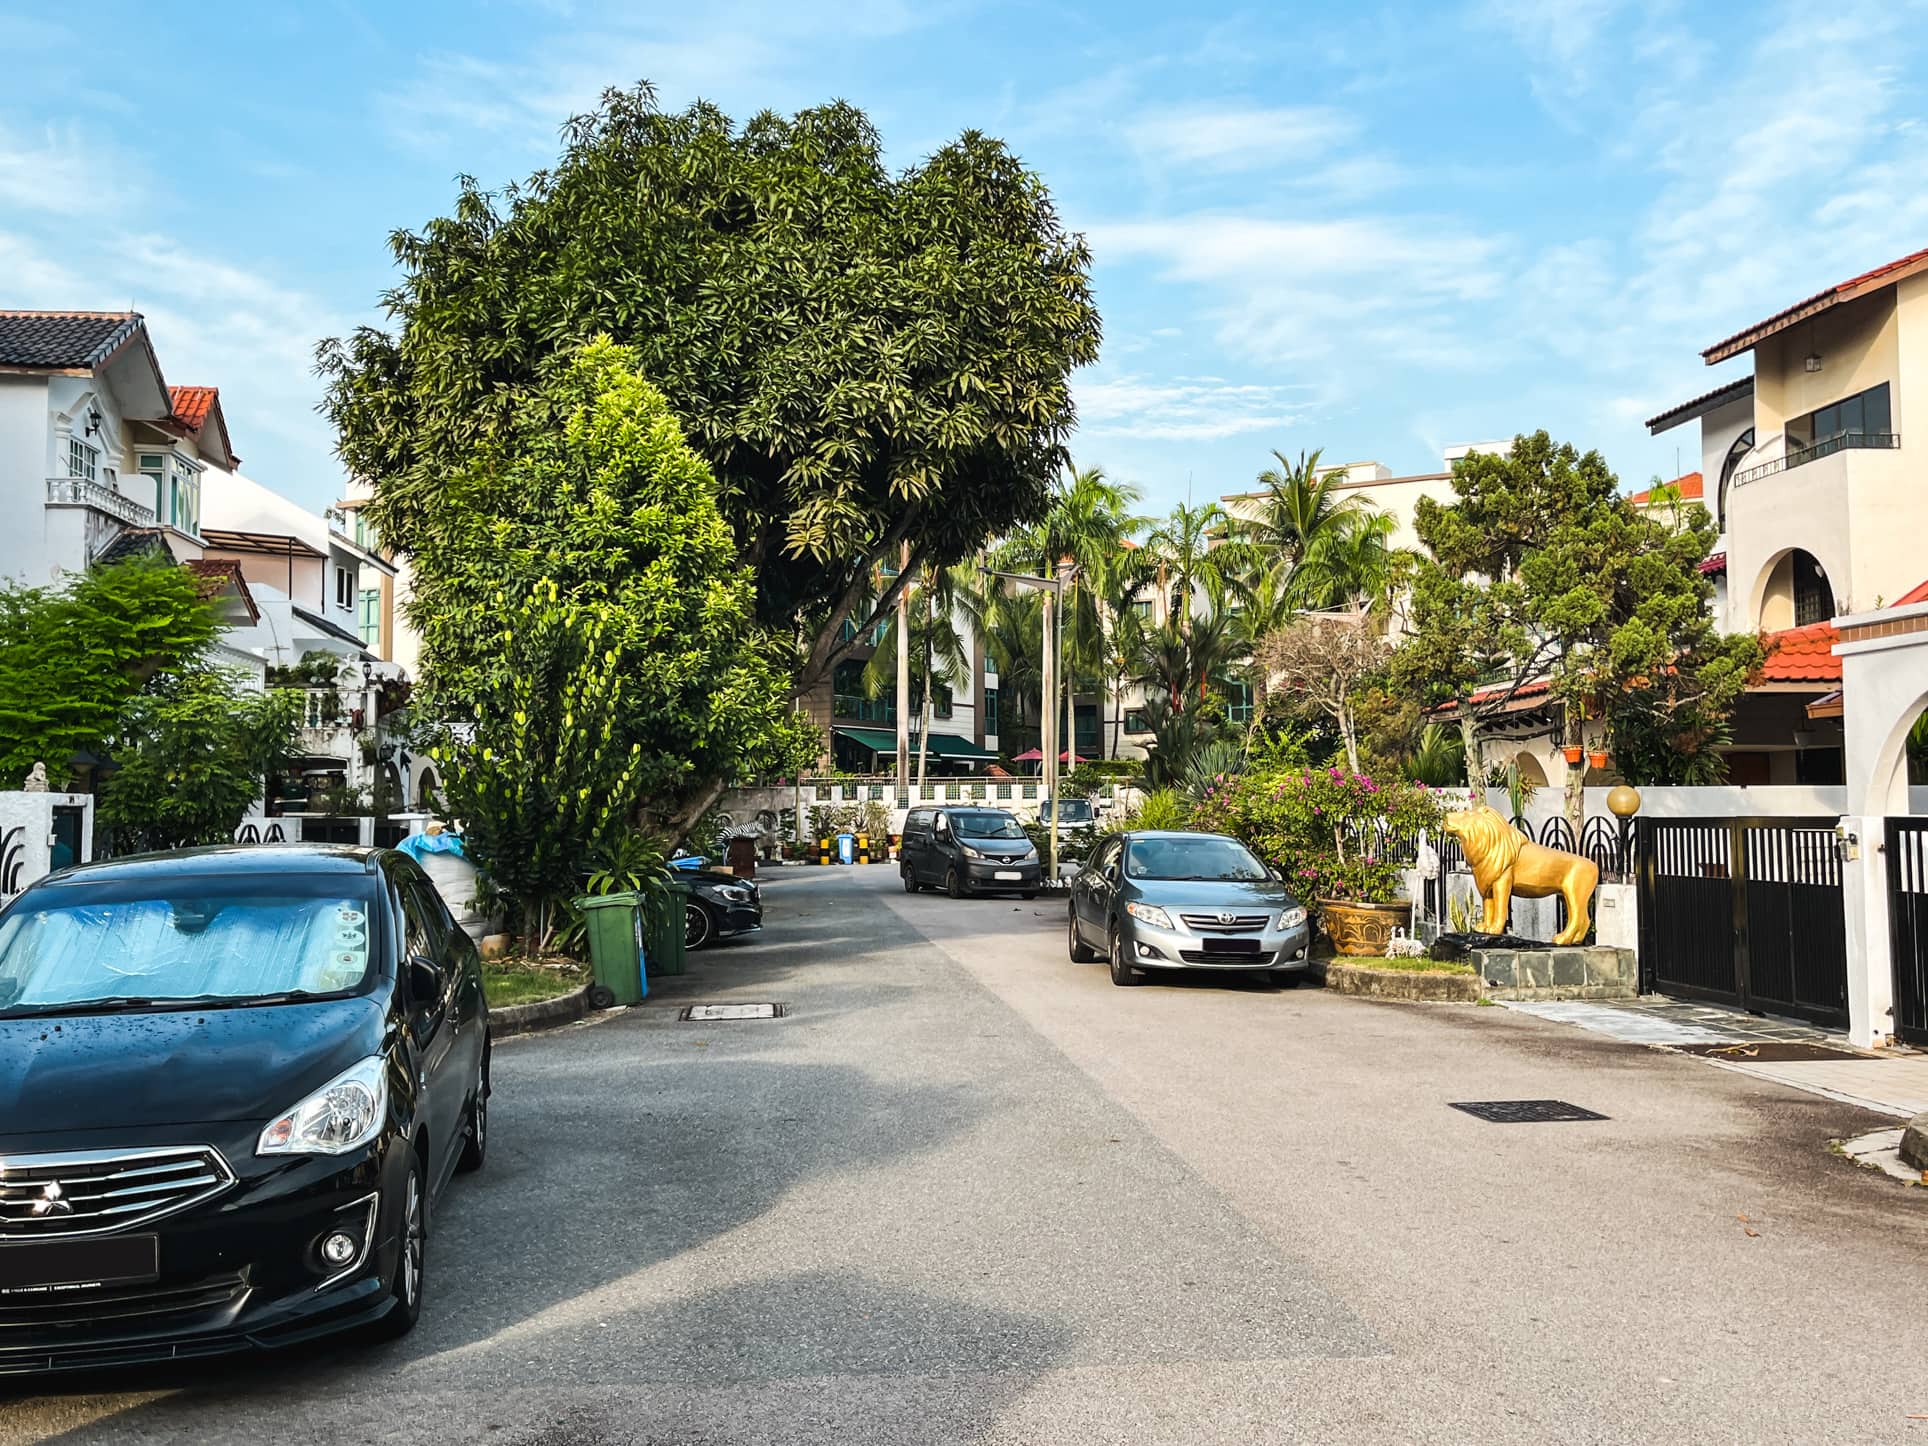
[703,883,756,906]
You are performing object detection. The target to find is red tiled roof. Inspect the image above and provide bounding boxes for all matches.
[1699,551,1726,575]
[1463,677,1552,708]
[1759,621,1841,684]
[1630,471,1703,506]
[185,557,260,624]
[169,385,216,429]
[1893,577,1928,607]
[1704,244,1928,363]
[1646,376,1754,434]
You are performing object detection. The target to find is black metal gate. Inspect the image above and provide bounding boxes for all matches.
[1637,817,1848,1028]
[1884,819,1928,1045]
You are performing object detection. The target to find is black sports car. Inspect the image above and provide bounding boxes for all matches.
[682,870,763,950]
[0,844,488,1374]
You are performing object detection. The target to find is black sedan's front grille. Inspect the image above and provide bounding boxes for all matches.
[1178,913,1271,933]
[0,1147,235,1238]
[0,1270,248,1332]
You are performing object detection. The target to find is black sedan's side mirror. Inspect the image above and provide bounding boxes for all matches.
[408,955,445,1006]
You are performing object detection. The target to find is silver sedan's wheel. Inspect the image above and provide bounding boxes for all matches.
[1108,929,1141,986]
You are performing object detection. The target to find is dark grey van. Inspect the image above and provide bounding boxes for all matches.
[900,806,1042,899]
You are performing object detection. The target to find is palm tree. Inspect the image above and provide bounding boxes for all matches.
[862,562,972,788]
[1233,448,1373,585]
[1286,510,1401,613]
[1146,500,1235,635]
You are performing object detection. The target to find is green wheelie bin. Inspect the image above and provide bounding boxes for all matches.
[645,880,690,977]
[577,891,647,1008]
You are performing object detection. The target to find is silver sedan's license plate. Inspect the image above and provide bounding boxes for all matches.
[994,870,1022,880]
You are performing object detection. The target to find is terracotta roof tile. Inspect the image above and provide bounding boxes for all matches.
[169,386,216,429]
[1893,577,1928,607]
[1699,551,1726,575]
[185,557,260,623]
[1630,471,1703,506]
[1704,244,1928,362]
[1759,621,1841,683]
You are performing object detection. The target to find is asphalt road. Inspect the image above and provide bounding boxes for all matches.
[6,865,1928,1444]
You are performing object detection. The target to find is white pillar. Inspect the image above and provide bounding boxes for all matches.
[1840,815,1896,1049]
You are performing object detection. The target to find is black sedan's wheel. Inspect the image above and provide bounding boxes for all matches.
[367,1154,426,1342]
[1068,906,1099,962]
[946,868,967,900]
[902,866,920,894]
[685,901,714,950]
[1108,928,1141,986]
[457,1045,489,1174]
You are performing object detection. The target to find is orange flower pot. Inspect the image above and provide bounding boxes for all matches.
[1588,749,1609,770]
[1562,745,1584,765]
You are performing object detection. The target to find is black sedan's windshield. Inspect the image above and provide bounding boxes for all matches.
[951,811,1028,841]
[1126,836,1270,882]
[0,875,380,1015]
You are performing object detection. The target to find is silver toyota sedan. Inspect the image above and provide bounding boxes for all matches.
[1066,831,1312,987]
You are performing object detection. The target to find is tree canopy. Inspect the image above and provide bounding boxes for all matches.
[418,340,817,919]
[319,84,1101,697]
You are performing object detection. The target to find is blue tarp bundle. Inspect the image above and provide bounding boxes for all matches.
[396,831,467,862]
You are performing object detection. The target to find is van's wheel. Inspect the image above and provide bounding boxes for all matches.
[366,1153,426,1341]
[1108,928,1141,986]
[902,866,920,894]
[1069,906,1099,962]
[947,868,966,899]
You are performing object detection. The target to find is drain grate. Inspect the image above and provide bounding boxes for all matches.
[679,1003,786,1022]
[1449,1099,1607,1124]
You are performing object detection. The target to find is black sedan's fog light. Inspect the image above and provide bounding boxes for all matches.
[315,1191,380,1289]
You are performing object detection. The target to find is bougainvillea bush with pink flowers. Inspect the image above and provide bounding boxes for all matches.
[1189,766,1444,905]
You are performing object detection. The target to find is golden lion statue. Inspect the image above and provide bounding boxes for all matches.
[1441,804,1598,945]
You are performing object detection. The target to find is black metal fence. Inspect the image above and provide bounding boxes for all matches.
[1637,817,1847,1028]
[1884,819,1928,1046]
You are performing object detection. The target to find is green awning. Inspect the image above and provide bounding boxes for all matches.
[832,725,898,753]
[830,726,996,761]
[922,731,996,760]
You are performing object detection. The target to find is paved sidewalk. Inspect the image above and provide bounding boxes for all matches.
[1503,997,1928,1118]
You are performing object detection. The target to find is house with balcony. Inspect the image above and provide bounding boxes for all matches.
[1647,242,1928,783]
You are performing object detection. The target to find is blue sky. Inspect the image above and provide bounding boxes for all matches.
[4,0,1927,516]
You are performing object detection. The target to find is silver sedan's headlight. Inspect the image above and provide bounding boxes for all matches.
[1278,906,1308,930]
[258,1056,388,1157]
[1126,901,1173,930]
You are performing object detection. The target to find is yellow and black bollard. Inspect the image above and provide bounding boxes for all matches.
[856,834,872,864]
[817,836,833,866]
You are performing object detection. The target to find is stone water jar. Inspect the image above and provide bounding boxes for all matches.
[1317,898,1414,957]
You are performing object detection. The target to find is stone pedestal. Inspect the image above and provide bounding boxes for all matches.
[1475,945,1637,1000]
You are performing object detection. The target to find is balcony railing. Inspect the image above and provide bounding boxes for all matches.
[832,693,898,723]
[46,476,156,527]
[1734,431,1900,487]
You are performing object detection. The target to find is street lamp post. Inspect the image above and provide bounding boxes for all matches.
[984,567,1066,883]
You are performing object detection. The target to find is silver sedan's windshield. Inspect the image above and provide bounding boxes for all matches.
[0,877,379,1015]
[1126,836,1269,882]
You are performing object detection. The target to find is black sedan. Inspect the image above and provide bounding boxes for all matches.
[0,844,488,1374]
[683,869,762,950]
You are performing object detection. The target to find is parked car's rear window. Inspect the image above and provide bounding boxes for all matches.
[0,874,381,1014]
[1125,836,1269,882]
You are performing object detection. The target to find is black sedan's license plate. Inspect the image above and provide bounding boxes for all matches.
[0,1234,159,1296]
[1201,937,1261,955]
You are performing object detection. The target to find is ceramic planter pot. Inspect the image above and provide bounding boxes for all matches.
[1318,898,1414,957]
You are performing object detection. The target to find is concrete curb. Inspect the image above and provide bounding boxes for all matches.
[1324,961,1482,1003]
[492,985,592,1038]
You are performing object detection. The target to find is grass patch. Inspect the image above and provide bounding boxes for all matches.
[483,955,587,1007]
[1330,955,1477,976]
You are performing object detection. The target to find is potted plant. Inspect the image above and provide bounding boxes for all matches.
[1587,747,1609,770]
[1562,743,1584,765]
[1190,765,1444,957]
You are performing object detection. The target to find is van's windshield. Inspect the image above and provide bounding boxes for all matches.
[950,812,1027,840]
[0,875,380,1017]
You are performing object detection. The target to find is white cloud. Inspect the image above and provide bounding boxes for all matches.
[1124,105,1355,173]
[1075,372,1310,442]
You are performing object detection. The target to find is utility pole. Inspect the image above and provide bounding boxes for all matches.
[1041,581,1058,883]
[895,542,911,804]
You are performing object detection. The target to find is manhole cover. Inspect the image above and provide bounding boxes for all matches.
[1449,1099,1608,1123]
[1673,1041,1865,1062]
[679,1003,786,1022]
